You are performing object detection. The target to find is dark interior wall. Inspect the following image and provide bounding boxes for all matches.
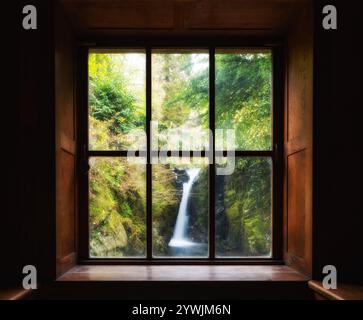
[4,0,363,288]
[2,1,20,284]
[313,0,363,284]
[2,0,55,286]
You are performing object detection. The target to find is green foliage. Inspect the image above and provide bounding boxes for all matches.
[90,80,138,133]
[179,53,272,150]
[89,158,146,257]
[215,53,272,150]
[152,165,179,256]
[88,51,272,258]
[216,158,272,256]
[188,166,209,243]
[89,53,145,149]
[152,53,209,150]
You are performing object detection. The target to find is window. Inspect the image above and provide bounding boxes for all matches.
[79,44,280,261]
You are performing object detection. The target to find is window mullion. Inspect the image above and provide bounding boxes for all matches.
[146,47,152,259]
[209,47,216,259]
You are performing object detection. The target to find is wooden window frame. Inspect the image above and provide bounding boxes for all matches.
[77,37,284,265]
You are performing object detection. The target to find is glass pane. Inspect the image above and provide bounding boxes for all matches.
[215,49,272,151]
[216,157,272,257]
[152,50,209,151]
[89,157,146,257]
[152,157,209,257]
[89,50,146,150]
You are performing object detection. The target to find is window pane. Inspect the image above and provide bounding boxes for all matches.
[152,50,209,151]
[216,157,272,257]
[152,157,209,257]
[215,49,272,151]
[89,50,146,150]
[89,157,146,257]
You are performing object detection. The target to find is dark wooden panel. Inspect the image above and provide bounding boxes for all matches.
[55,4,77,278]
[0,287,33,301]
[59,0,309,35]
[186,0,303,30]
[286,7,313,143]
[284,1,313,276]
[309,280,363,301]
[287,151,306,258]
[55,31,75,140]
[56,150,76,262]
[61,0,174,31]
[57,253,77,279]
[60,132,76,155]
[313,292,328,300]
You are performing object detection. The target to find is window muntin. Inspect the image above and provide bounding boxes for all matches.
[85,47,275,260]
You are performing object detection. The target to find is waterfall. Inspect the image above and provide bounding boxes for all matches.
[169,168,200,248]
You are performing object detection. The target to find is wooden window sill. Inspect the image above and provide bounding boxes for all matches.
[46,266,312,299]
[0,287,33,300]
[309,280,363,300]
[57,265,309,282]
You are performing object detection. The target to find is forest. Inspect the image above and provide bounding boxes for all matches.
[88,49,272,258]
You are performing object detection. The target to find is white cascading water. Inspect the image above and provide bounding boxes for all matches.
[169,168,200,248]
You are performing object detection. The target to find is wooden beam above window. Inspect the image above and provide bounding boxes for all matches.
[59,0,310,36]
